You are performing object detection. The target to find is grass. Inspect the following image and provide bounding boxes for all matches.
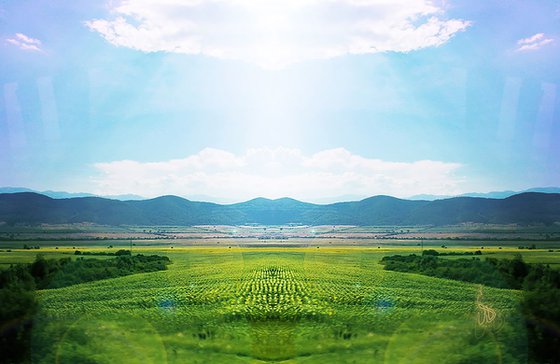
[5,245,540,363]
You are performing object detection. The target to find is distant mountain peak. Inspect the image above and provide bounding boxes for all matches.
[150,195,189,201]
[0,187,145,201]
[408,187,560,201]
[360,195,405,202]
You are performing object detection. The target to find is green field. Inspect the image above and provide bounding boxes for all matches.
[1,245,544,363]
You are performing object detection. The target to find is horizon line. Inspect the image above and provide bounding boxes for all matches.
[2,188,560,205]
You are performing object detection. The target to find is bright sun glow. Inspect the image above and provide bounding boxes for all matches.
[222,0,313,68]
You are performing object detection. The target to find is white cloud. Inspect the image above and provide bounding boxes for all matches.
[91,147,464,202]
[86,0,470,68]
[5,33,42,52]
[516,33,554,52]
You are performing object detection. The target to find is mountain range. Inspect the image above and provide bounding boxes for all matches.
[0,187,144,201]
[3,186,560,204]
[1,192,559,226]
[407,187,560,201]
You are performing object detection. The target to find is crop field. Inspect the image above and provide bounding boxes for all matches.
[0,245,547,363]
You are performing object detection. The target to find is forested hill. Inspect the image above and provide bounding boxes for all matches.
[0,192,559,226]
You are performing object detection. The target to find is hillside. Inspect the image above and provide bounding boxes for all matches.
[0,192,559,226]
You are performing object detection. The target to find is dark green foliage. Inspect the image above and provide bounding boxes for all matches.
[380,254,540,290]
[75,249,131,257]
[421,249,483,257]
[381,254,560,363]
[34,254,170,289]
[0,254,171,363]
[521,266,560,364]
[422,249,439,256]
[0,264,36,291]
[381,254,512,288]
[115,249,132,256]
[1,265,38,363]
[523,288,560,364]
[0,288,36,364]
[518,244,538,250]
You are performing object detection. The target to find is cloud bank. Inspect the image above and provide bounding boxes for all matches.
[5,33,42,52]
[86,0,470,68]
[92,148,464,202]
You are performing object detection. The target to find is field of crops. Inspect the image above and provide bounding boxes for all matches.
[5,246,539,363]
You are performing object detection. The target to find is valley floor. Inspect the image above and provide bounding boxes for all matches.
[0,244,546,363]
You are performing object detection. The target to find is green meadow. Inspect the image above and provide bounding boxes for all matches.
[1,245,545,363]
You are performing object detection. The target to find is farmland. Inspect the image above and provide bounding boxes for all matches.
[1,243,552,363]
[2,222,560,242]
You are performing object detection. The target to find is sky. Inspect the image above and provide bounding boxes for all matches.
[0,0,559,203]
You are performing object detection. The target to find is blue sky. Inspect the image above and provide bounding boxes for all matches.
[0,0,559,202]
